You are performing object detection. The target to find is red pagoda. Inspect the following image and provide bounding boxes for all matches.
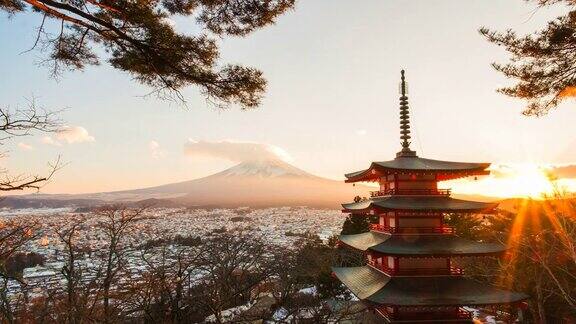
[333,70,528,323]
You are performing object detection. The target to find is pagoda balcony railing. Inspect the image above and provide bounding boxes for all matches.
[375,307,472,321]
[367,260,463,276]
[370,224,456,235]
[370,188,451,197]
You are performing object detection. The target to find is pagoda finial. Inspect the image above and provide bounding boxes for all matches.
[397,70,417,157]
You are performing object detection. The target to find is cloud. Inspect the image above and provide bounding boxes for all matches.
[547,164,576,179]
[488,164,516,179]
[490,163,576,180]
[42,126,95,146]
[183,140,292,162]
[17,142,33,151]
[41,136,62,146]
[55,126,95,144]
[149,140,164,159]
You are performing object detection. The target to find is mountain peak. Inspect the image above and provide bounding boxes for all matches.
[212,159,313,178]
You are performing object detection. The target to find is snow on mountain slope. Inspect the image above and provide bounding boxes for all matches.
[213,160,313,178]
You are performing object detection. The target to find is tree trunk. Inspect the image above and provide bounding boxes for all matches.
[535,286,546,324]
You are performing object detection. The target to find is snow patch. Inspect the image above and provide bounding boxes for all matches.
[217,160,313,178]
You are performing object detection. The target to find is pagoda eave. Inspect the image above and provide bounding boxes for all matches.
[339,232,507,256]
[338,231,390,251]
[333,266,529,307]
[344,159,491,183]
[341,197,498,214]
[371,251,507,258]
[342,207,497,214]
[345,171,490,184]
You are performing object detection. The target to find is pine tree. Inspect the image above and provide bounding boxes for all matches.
[340,214,371,235]
[481,0,576,116]
[0,0,295,108]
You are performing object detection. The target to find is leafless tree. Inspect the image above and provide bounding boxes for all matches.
[0,214,368,323]
[54,216,91,324]
[45,206,148,323]
[122,243,204,322]
[265,238,363,323]
[0,99,63,192]
[90,205,148,323]
[193,232,275,324]
[0,220,40,323]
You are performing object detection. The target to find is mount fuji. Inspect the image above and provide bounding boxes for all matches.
[8,159,368,208]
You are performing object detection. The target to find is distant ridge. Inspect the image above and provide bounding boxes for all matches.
[497,197,576,213]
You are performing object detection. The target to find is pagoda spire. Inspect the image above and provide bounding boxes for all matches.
[397,69,417,157]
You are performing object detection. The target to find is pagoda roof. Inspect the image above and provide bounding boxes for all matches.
[332,266,528,306]
[345,156,490,183]
[339,231,391,251]
[342,196,497,213]
[339,232,506,256]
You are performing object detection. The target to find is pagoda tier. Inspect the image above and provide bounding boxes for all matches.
[342,196,497,213]
[345,157,490,183]
[333,266,527,307]
[335,70,528,323]
[339,232,506,257]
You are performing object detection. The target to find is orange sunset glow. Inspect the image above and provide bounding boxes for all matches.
[446,164,576,199]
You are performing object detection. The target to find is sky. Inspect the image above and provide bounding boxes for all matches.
[1,0,576,198]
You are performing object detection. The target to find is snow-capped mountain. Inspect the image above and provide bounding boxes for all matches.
[122,159,366,207]
[9,159,368,208]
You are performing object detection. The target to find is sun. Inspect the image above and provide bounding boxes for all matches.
[500,164,556,198]
[445,163,569,199]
